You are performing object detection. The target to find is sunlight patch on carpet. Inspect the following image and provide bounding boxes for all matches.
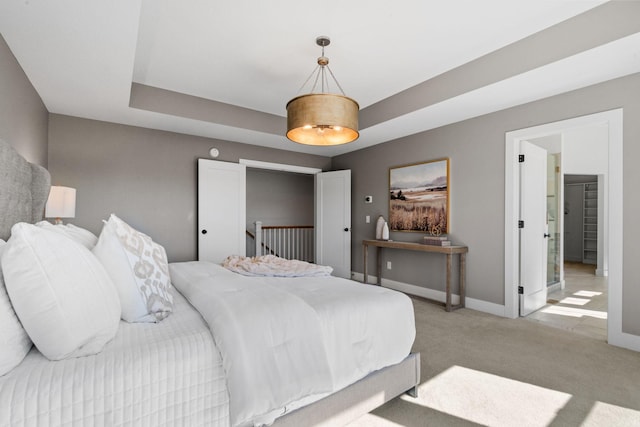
[583,401,640,426]
[559,297,591,306]
[541,305,607,319]
[574,290,603,297]
[402,365,571,426]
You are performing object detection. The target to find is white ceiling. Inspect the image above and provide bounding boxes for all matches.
[1,0,638,157]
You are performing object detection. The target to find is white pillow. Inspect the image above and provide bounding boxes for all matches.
[2,223,121,361]
[0,239,32,375]
[35,221,99,249]
[93,214,173,323]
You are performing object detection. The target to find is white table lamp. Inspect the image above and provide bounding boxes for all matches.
[45,186,76,224]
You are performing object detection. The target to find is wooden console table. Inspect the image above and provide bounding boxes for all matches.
[362,239,468,312]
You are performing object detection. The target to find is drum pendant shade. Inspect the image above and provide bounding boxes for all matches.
[286,36,359,146]
[286,93,359,146]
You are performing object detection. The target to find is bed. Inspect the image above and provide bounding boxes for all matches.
[0,139,420,427]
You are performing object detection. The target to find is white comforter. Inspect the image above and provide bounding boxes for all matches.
[169,261,416,427]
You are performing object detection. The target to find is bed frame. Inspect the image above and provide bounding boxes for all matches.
[273,352,419,426]
[0,138,420,426]
[0,139,50,240]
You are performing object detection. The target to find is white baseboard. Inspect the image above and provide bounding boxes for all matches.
[547,282,562,293]
[351,272,505,317]
[467,298,505,317]
[596,268,608,277]
[609,331,640,352]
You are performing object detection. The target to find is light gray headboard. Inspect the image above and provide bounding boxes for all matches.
[0,139,51,240]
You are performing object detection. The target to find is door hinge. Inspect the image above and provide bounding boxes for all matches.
[518,154,525,163]
[518,286,524,295]
[518,220,524,229]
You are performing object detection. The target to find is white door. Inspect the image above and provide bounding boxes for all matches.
[198,159,246,263]
[520,141,548,316]
[315,170,351,279]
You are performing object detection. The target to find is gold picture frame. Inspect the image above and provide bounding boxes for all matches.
[389,158,450,234]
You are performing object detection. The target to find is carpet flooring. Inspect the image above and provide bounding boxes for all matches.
[348,297,640,427]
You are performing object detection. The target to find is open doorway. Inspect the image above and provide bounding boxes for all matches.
[527,173,607,341]
[244,164,316,261]
[238,159,353,278]
[504,109,625,348]
[517,133,608,340]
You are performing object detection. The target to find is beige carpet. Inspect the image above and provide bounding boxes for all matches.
[348,297,640,427]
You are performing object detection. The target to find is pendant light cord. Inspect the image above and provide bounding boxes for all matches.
[293,42,346,97]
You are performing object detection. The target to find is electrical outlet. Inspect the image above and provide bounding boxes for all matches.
[366,215,370,223]
[387,261,392,270]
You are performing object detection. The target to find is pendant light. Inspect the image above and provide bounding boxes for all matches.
[286,36,359,146]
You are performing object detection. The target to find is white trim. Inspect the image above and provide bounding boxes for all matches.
[603,110,637,350]
[239,158,322,175]
[504,109,635,351]
[465,298,505,318]
[610,332,640,353]
[352,272,460,304]
[595,268,608,277]
[351,272,505,317]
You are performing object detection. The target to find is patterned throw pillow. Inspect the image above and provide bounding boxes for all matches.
[93,214,173,322]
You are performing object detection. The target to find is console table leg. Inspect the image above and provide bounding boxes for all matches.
[363,244,369,284]
[376,248,382,286]
[446,254,452,312]
[460,253,466,308]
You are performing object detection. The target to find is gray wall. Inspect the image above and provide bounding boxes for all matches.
[246,169,314,230]
[0,34,48,166]
[332,72,640,335]
[48,114,331,262]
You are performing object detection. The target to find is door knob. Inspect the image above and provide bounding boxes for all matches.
[344,227,349,232]
[201,229,207,234]
[543,233,550,238]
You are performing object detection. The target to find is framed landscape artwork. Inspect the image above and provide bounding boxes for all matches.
[389,158,450,234]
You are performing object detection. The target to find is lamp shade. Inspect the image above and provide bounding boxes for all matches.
[45,186,76,220]
[286,94,359,146]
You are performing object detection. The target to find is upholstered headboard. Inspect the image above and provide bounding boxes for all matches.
[0,139,51,240]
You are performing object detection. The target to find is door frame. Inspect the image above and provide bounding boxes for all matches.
[504,109,634,350]
[239,158,321,175]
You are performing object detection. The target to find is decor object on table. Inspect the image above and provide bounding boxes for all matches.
[375,215,386,239]
[286,36,359,146]
[382,221,390,240]
[45,186,76,224]
[423,235,451,246]
[389,158,450,233]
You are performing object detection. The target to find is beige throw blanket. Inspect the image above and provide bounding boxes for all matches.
[222,254,333,277]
